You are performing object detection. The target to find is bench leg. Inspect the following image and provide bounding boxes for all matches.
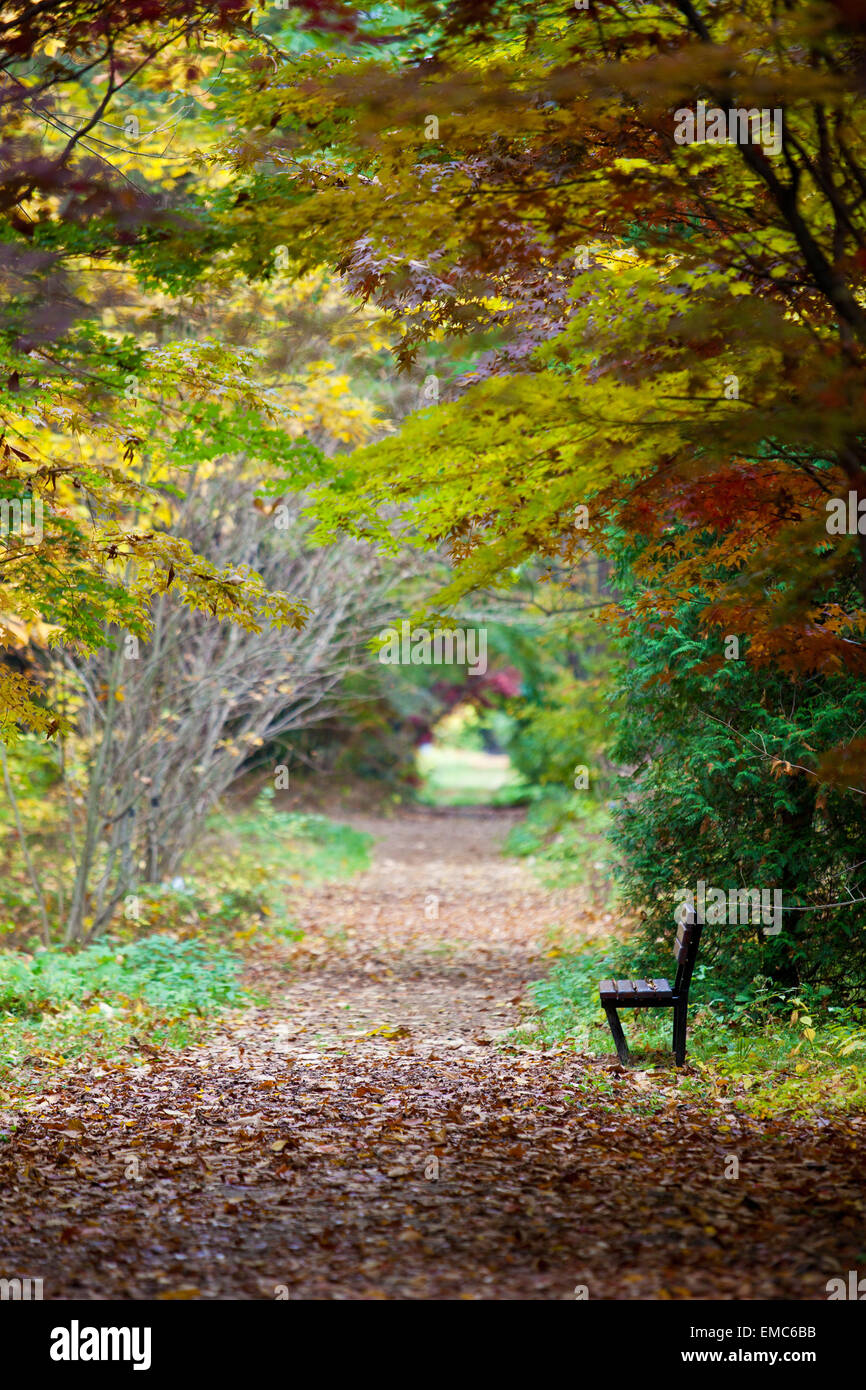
[604,1005,630,1065]
[672,1001,688,1066]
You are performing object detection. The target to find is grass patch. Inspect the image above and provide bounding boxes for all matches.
[416,745,529,806]
[504,790,616,891]
[159,798,374,946]
[0,802,373,1095]
[0,935,247,1091]
[200,796,371,892]
[0,793,373,952]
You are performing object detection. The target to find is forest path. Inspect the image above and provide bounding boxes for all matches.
[1,809,863,1300]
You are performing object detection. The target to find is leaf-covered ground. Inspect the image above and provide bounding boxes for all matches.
[0,810,863,1300]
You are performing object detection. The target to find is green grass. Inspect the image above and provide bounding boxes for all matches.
[504,789,616,889]
[0,935,248,1092]
[0,801,373,1096]
[158,797,375,945]
[416,745,529,806]
[200,795,372,887]
[0,792,373,952]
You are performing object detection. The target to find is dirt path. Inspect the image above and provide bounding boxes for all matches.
[1,810,863,1300]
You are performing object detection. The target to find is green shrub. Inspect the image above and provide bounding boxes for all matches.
[607,536,866,1000]
[0,935,246,1019]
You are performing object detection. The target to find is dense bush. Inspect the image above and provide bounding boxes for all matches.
[607,544,866,999]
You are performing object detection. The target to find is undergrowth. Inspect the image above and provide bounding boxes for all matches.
[0,801,373,1096]
[512,935,866,1119]
[0,936,247,1091]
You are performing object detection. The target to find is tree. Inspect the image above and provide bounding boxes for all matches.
[50,467,393,941]
[0,0,368,731]
[0,249,405,940]
[607,530,866,993]
[215,2,866,678]
[205,0,866,971]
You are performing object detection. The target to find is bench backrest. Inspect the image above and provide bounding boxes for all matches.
[673,905,703,996]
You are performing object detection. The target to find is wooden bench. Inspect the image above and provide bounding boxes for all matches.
[599,907,702,1066]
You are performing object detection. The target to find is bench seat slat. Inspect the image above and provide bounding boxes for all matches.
[599,978,675,1007]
